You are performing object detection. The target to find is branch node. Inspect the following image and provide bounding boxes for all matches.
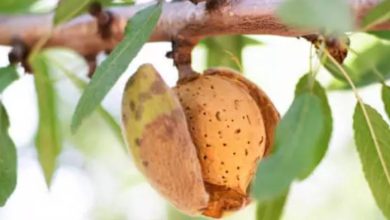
[302,34,350,64]
[8,37,31,73]
[84,53,98,78]
[167,37,199,81]
[89,2,114,40]
[206,0,228,11]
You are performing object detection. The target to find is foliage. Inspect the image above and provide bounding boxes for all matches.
[71,2,162,131]
[252,74,331,202]
[0,0,389,219]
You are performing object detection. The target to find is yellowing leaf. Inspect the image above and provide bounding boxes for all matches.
[30,53,61,187]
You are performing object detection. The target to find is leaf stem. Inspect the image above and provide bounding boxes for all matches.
[324,49,390,187]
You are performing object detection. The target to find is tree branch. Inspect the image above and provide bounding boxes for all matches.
[0,0,388,56]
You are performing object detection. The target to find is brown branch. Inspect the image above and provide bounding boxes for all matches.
[0,0,388,56]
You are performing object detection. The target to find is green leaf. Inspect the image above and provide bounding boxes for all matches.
[0,102,17,206]
[362,0,390,30]
[30,53,61,187]
[252,93,324,201]
[201,36,262,71]
[382,85,390,119]
[277,0,354,35]
[53,0,92,25]
[353,103,390,219]
[44,48,124,146]
[327,33,390,89]
[0,0,38,14]
[71,2,162,132]
[167,205,207,220]
[0,66,19,93]
[295,74,332,179]
[256,191,288,220]
[368,30,390,41]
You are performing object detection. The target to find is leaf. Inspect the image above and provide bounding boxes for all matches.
[30,53,61,187]
[42,48,124,146]
[252,93,324,201]
[71,2,162,132]
[368,30,390,41]
[53,0,92,25]
[362,0,390,30]
[0,0,38,13]
[277,0,354,35]
[256,191,288,220]
[295,74,332,179]
[382,85,390,119]
[202,36,262,71]
[0,102,17,206]
[0,66,19,93]
[327,33,390,89]
[353,103,390,219]
[167,205,208,220]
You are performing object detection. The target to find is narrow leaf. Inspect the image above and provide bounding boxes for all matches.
[0,0,37,13]
[383,85,390,119]
[42,48,124,146]
[0,66,19,93]
[362,0,390,30]
[30,53,61,187]
[277,0,354,35]
[256,191,288,220]
[353,103,390,219]
[252,93,324,201]
[71,2,162,132]
[53,0,92,25]
[0,102,17,206]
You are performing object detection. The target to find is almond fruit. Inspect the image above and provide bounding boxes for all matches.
[122,64,279,218]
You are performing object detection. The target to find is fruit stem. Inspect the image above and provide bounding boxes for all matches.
[167,37,200,81]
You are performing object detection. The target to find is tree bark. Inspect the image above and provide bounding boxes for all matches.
[0,0,388,56]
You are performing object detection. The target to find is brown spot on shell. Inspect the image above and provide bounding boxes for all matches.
[150,78,166,94]
[129,101,135,111]
[142,161,149,167]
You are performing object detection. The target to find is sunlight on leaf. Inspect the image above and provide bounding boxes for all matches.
[30,53,61,187]
[0,102,17,206]
[71,2,162,132]
[353,103,390,219]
